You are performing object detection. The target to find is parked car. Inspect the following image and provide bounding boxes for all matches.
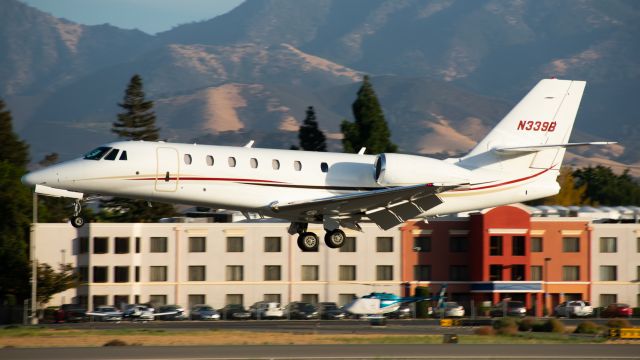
[88,305,123,322]
[284,302,319,320]
[55,304,87,323]
[318,302,346,320]
[249,301,284,319]
[386,303,413,319]
[123,304,155,321]
[489,300,527,317]
[219,304,251,320]
[554,300,593,318]
[189,305,220,320]
[433,302,465,318]
[155,305,188,320]
[601,303,633,318]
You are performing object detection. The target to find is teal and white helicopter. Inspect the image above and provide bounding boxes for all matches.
[342,284,447,317]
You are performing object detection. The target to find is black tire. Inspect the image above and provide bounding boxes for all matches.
[70,216,85,228]
[297,232,319,251]
[324,229,346,248]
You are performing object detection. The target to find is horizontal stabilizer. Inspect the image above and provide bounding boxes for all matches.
[495,141,616,154]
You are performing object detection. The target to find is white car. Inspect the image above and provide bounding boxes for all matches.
[434,302,465,318]
[87,305,123,322]
[555,300,593,318]
[249,301,284,319]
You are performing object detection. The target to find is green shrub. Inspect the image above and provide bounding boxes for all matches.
[532,319,565,333]
[518,317,538,332]
[574,321,603,334]
[606,319,631,328]
[103,339,128,346]
[474,326,495,336]
[493,317,518,335]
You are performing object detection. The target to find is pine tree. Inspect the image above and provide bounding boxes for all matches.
[0,99,31,303]
[298,106,327,151]
[542,167,588,205]
[101,75,176,222]
[341,75,397,154]
[112,74,160,141]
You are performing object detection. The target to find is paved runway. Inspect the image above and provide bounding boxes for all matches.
[2,344,640,360]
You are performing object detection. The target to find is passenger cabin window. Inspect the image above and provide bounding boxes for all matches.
[320,162,328,173]
[206,155,214,166]
[184,154,192,165]
[294,161,302,171]
[272,159,280,170]
[250,158,258,168]
[119,151,127,160]
[228,157,236,167]
[83,147,112,160]
[104,149,119,161]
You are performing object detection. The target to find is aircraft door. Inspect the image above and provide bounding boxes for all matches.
[155,147,179,192]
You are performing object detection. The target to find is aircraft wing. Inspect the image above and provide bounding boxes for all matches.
[270,183,464,230]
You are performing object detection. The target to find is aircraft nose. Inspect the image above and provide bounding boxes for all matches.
[21,169,55,186]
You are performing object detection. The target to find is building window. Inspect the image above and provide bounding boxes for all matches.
[339,265,356,281]
[301,265,319,281]
[272,159,280,170]
[206,155,214,166]
[562,237,580,252]
[93,266,108,283]
[600,294,617,307]
[226,294,243,305]
[149,295,167,306]
[114,237,130,254]
[135,266,140,282]
[599,237,617,253]
[489,236,503,256]
[226,265,243,281]
[228,157,236,167]
[531,237,543,252]
[637,266,640,281]
[78,237,89,254]
[264,265,281,281]
[188,266,206,281]
[250,158,258,168]
[226,237,243,252]
[512,236,525,256]
[293,160,302,171]
[135,237,140,253]
[114,266,129,283]
[637,237,640,252]
[320,162,328,173]
[530,266,542,281]
[114,295,129,308]
[149,266,168,282]
[189,294,205,309]
[264,294,281,303]
[449,236,468,252]
[340,237,356,252]
[376,265,393,281]
[150,237,168,253]
[93,295,108,307]
[184,154,192,165]
[599,265,617,281]
[93,237,108,254]
[489,265,502,281]
[414,265,431,281]
[77,266,88,282]
[413,237,431,252]
[450,265,469,281]
[189,237,206,252]
[562,266,580,281]
[338,294,356,306]
[264,237,281,252]
[301,294,319,305]
[511,264,525,281]
[376,237,393,252]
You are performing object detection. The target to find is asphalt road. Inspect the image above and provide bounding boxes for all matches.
[2,344,640,360]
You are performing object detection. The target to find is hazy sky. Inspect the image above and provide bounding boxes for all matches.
[21,0,244,34]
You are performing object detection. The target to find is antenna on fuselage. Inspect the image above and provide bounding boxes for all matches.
[358,147,366,155]
[244,140,255,148]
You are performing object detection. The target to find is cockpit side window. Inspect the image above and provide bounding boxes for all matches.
[119,151,127,160]
[104,149,120,161]
[83,147,112,160]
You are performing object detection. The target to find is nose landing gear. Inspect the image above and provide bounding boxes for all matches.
[70,200,85,228]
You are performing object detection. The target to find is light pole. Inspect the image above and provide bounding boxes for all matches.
[544,257,551,317]
[30,193,38,324]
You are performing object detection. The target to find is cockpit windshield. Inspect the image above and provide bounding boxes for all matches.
[83,146,112,160]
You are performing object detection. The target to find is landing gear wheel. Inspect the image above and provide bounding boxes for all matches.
[70,215,85,228]
[324,229,346,248]
[297,232,319,252]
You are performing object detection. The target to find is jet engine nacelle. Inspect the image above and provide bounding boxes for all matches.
[374,153,470,186]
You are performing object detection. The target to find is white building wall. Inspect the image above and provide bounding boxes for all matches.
[34,222,403,311]
[590,223,640,307]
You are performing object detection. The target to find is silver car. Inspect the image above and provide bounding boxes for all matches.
[554,300,593,318]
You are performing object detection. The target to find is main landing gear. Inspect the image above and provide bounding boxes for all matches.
[70,199,85,228]
[291,222,347,252]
